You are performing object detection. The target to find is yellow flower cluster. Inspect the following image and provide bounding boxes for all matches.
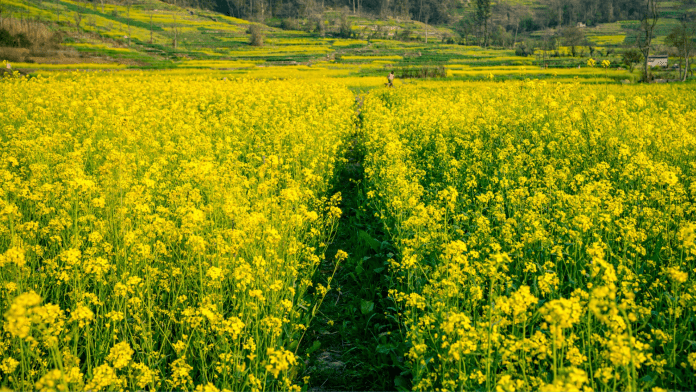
[363,80,696,391]
[0,72,354,390]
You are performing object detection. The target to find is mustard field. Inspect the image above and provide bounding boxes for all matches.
[0,72,353,391]
[1,72,696,391]
[362,82,696,391]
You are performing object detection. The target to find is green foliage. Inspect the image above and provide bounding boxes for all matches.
[561,26,586,57]
[300,121,409,390]
[621,48,642,73]
[515,40,533,56]
[248,24,263,46]
[339,14,352,38]
[0,28,32,48]
[475,0,491,24]
[394,65,447,79]
[280,18,299,30]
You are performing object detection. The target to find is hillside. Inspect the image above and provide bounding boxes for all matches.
[0,0,694,82]
[0,0,461,67]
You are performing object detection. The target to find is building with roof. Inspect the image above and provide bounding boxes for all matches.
[647,55,668,67]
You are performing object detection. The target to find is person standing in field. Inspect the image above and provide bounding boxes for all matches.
[388,71,395,87]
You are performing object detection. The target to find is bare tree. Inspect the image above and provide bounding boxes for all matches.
[423,8,430,43]
[125,0,132,46]
[635,0,660,82]
[475,0,492,47]
[542,0,564,27]
[88,15,97,34]
[73,11,83,32]
[172,15,180,48]
[225,0,236,17]
[495,2,525,49]
[310,13,325,37]
[666,21,695,81]
[380,0,391,18]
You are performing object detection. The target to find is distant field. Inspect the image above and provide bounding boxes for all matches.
[1,0,694,82]
[3,63,696,392]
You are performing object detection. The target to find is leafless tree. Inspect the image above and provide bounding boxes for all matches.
[475,0,491,47]
[73,11,83,32]
[666,21,695,81]
[172,15,180,48]
[125,0,132,46]
[635,0,660,82]
[423,8,430,43]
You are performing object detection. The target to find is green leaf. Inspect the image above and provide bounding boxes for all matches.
[360,299,374,315]
[358,230,381,252]
[394,375,410,391]
[306,340,321,355]
[376,343,395,354]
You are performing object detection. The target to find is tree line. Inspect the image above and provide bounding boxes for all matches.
[199,0,694,29]
[209,0,457,24]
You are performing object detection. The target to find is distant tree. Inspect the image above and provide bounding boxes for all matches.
[515,40,533,56]
[224,0,238,18]
[422,6,430,43]
[542,0,564,27]
[475,0,491,47]
[455,15,475,45]
[538,31,557,67]
[310,13,325,36]
[73,11,83,32]
[339,13,352,38]
[491,25,512,47]
[520,15,540,32]
[280,18,299,30]
[561,25,585,57]
[248,23,264,45]
[172,15,180,48]
[493,0,525,48]
[635,0,660,82]
[665,22,695,81]
[149,12,154,44]
[622,48,642,73]
[391,0,410,19]
[125,0,132,46]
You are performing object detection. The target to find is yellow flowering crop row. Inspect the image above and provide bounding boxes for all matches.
[362,81,696,391]
[0,73,354,391]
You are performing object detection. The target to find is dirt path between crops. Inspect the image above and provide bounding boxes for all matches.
[300,94,408,391]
